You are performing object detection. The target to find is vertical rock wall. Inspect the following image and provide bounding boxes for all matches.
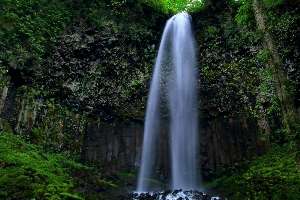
[200,117,258,179]
[81,120,144,171]
[0,73,259,179]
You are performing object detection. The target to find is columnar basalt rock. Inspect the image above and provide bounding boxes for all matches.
[0,77,260,181]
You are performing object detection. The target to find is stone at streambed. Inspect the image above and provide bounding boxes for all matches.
[130,190,224,200]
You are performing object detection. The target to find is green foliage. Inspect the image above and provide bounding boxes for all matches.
[199,11,263,117]
[266,7,300,99]
[205,26,219,37]
[210,146,300,200]
[37,0,161,120]
[235,0,255,27]
[233,0,284,9]
[256,67,280,117]
[0,131,119,199]
[265,2,300,142]
[0,67,9,88]
[263,0,284,8]
[142,0,204,14]
[15,86,87,155]
[0,132,84,200]
[0,0,73,71]
[256,49,272,63]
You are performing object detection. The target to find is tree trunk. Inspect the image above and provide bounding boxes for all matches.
[252,0,298,143]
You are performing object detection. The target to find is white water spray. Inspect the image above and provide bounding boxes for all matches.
[137,12,199,192]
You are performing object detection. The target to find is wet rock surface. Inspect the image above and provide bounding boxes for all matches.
[130,190,224,200]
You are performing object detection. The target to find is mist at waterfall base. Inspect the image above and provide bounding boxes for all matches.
[136,11,200,197]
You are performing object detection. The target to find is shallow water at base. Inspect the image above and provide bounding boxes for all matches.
[132,190,223,200]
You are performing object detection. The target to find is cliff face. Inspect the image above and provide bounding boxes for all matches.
[1,0,299,181]
[0,82,259,179]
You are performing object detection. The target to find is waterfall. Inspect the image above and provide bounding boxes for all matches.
[137,12,199,192]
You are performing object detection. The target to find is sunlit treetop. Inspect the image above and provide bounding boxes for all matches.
[143,0,204,14]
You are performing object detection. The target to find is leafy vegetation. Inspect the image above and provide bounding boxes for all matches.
[0,131,84,199]
[17,86,87,155]
[209,146,300,200]
[143,0,204,14]
[199,3,263,118]
[255,67,280,118]
[234,0,255,27]
[199,2,299,196]
[0,131,120,200]
[0,0,73,73]
[263,0,284,8]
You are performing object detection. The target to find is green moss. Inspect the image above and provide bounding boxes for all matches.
[209,146,300,200]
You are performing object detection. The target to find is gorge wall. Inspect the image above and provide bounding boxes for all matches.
[0,79,259,180]
[1,0,299,181]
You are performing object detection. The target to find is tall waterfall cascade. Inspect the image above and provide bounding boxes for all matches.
[137,12,200,192]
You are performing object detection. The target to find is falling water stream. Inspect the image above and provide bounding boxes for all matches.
[137,12,199,193]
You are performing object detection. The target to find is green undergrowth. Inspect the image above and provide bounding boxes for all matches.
[0,131,117,200]
[0,131,84,199]
[208,146,300,200]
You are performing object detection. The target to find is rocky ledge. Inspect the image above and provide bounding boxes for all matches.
[130,190,224,200]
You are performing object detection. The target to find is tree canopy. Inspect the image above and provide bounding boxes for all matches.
[142,0,204,13]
